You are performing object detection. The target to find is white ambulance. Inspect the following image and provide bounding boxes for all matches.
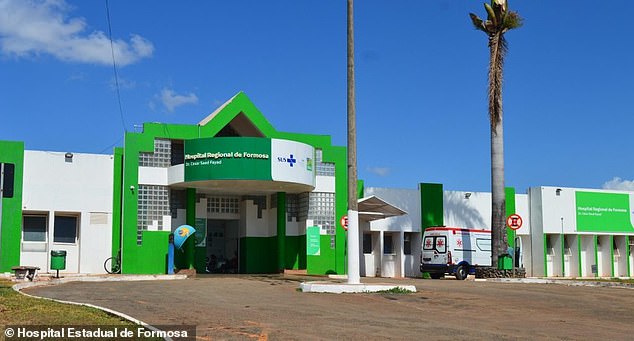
[420,227,491,280]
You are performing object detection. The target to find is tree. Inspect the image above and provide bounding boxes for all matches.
[469,0,522,268]
[346,0,360,284]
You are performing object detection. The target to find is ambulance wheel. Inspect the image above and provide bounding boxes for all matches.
[430,273,443,279]
[455,265,468,280]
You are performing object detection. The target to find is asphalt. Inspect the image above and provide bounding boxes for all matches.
[18,275,634,340]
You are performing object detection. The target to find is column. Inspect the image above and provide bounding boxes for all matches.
[277,192,286,272]
[185,188,196,270]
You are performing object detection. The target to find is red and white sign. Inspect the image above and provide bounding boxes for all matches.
[506,214,523,230]
[340,215,348,231]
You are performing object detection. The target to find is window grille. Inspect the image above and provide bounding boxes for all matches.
[169,189,186,218]
[137,185,170,244]
[308,192,335,235]
[315,149,335,176]
[287,194,299,222]
[207,196,240,214]
[139,138,171,167]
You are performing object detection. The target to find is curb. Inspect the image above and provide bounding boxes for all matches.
[487,277,634,289]
[300,281,417,294]
[12,275,187,341]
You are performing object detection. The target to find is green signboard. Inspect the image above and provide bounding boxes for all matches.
[576,191,634,232]
[184,137,271,182]
[306,226,320,256]
[194,218,207,247]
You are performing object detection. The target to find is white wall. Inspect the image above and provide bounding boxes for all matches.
[243,199,274,237]
[539,187,577,234]
[364,187,420,278]
[315,175,335,193]
[515,194,531,236]
[444,191,491,230]
[365,187,420,233]
[21,151,113,274]
[529,187,545,277]
[138,167,168,186]
[537,186,634,234]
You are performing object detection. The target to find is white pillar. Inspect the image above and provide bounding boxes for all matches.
[399,231,405,278]
[347,210,360,284]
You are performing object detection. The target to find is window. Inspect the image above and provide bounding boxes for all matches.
[2,163,15,198]
[404,233,412,255]
[54,215,78,243]
[307,192,335,235]
[423,235,447,253]
[23,215,47,242]
[139,138,171,167]
[423,236,435,250]
[435,236,446,253]
[363,234,372,254]
[383,234,394,254]
[207,196,240,214]
[287,194,299,222]
[137,185,170,243]
[476,238,491,252]
[315,149,335,176]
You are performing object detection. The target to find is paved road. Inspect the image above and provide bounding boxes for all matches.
[24,275,634,340]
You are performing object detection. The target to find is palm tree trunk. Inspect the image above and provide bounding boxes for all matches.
[346,0,360,284]
[490,113,506,268]
[488,32,508,268]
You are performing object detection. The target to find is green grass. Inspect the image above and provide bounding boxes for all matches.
[0,279,138,326]
[559,278,634,284]
[373,287,414,294]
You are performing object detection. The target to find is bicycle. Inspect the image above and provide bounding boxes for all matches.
[104,250,121,274]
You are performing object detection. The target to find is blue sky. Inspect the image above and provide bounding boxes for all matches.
[1,0,633,193]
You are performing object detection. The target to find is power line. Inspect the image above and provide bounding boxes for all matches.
[106,0,127,133]
[97,136,124,154]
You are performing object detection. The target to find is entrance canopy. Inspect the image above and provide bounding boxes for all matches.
[358,195,407,221]
[168,136,316,194]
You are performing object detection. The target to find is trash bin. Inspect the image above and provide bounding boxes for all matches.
[50,250,66,278]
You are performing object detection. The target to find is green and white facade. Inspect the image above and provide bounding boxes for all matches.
[2,92,634,278]
[1,93,351,275]
[114,92,352,275]
[416,183,634,278]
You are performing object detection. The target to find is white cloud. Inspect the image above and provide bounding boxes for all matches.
[367,167,391,177]
[602,177,634,191]
[0,0,153,66]
[159,88,198,112]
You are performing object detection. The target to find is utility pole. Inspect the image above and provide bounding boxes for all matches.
[346,0,360,284]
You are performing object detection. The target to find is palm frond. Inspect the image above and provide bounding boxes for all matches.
[469,13,487,33]
[484,3,497,26]
[503,11,523,30]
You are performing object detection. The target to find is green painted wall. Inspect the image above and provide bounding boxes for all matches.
[286,235,306,270]
[195,247,206,273]
[111,147,123,259]
[594,235,598,277]
[0,140,24,272]
[576,191,634,232]
[119,92,347,275]
[277,192,286,272]
[240,236,277,273]
[420,183,444,229]
[120,124,201,274]
[505,187,516,249]
[610,235,615,277]
[627,240,631,277]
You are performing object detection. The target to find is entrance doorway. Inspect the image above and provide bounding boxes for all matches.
[206,219,239,273]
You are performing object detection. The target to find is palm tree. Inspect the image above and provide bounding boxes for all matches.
[469,0,522,268]
[346,0,360,284]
